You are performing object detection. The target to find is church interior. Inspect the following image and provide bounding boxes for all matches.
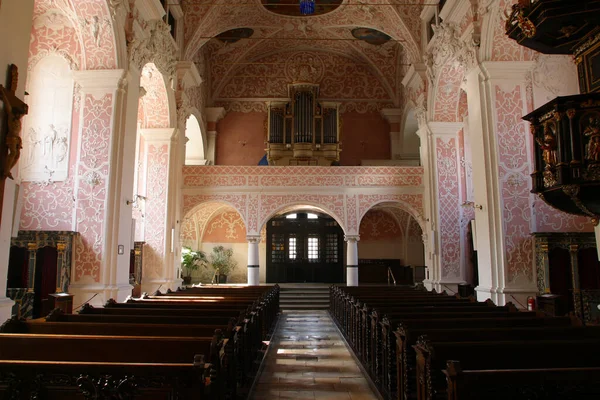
[1,0,600,398]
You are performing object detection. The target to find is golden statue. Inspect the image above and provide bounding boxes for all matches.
[0,64,28,180]
[583,117,600,162]
[535,124,557,168]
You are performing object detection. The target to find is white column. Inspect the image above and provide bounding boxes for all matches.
[345,235,359,286]
[205,107,226,165]
[247,235,260,286]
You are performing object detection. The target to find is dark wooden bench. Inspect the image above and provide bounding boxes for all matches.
[396,321,595,400]
[443,362,600,400]
[0,333,222,399]
[415,338,600,400]
[0,359,211,400]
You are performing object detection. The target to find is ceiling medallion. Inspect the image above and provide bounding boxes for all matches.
[262,0,341,17]
[351,27,392,45]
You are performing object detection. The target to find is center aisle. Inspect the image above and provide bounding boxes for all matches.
[251,310,380,400]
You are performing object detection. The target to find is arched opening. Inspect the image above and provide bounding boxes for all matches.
[358,203,425,284]
[181,202,248,284]
[266,209,344,283]
[185,114,206,165]
[133,62,172,294]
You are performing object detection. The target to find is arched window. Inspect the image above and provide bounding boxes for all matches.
[185,114,206,165]
[21,55,74,181]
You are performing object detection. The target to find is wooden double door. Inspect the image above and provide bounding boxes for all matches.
[266,212,344,283]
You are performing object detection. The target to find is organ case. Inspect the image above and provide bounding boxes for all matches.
[266,83,341,166]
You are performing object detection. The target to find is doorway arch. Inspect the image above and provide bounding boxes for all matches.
[266,209,344,283]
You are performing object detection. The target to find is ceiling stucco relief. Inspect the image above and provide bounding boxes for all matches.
[182,0,424,65]
[214,50,394,101]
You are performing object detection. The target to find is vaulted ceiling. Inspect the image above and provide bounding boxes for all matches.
[180,0,427,107]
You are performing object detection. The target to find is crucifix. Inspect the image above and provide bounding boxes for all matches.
[0,64,28,180]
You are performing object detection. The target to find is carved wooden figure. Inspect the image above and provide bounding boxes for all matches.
[0,64,28,179]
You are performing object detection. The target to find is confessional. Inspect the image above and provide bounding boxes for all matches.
[7,231,76,318]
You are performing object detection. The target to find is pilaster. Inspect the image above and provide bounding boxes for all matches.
[139,128,177,294]
[69,69,133,306]
[466,61,537,305]
[428,121,465,294]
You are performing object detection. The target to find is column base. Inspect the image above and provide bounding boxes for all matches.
[422,279,434,291]
[0,297,15,322]
[248,265,259,286]
[474,285,537,308]
[431,280,466,296]
[141,279,180,295]
[346,265,358,286]
[68,284,115,308]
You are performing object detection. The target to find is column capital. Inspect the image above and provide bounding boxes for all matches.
[427,121,463,137]
[480,61,535,81]
[381,108,404,124]
[205,107,226,123]
[73,69,125,97]
[140,128,177,142]
[207,130,217,138]
[176,61,203,90]
[247,235,261,244]
[344,235,360,243]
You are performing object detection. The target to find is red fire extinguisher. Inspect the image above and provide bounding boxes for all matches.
[527,296,536,311]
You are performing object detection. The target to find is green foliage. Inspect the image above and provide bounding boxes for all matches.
[181,247,208,278]
[209,245,238,276]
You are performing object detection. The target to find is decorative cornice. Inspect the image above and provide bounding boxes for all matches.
[428,121,464,136]
[72,69,125,97]
[381,108,404,124]
[176,61,203,90]
[140,127,176,142]
[480,61,536,80]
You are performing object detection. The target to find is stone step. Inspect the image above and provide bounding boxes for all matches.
[280,303,330,310]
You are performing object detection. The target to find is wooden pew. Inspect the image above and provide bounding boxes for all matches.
[0,359,210,400]
[415,338,600,400]
[396,320,595,400]
[443,361,600,400]
[0,333,221,399]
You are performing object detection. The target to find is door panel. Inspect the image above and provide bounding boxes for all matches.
[267,212,343,283]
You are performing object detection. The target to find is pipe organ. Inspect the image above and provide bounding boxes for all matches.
[266,83,341,165]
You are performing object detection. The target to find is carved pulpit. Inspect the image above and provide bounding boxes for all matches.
[266,83,341,166]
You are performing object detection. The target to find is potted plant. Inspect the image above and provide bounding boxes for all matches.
[210,246,237,284]
[181,247,207,285]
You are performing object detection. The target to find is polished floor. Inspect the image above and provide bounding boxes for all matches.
[251,310,380,400]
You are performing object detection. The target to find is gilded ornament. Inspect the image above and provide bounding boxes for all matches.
[566,109,576,119]
[583,117,600,162]
[535,123,558,168]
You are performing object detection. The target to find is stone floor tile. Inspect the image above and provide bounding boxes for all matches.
[250,310,379,400]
